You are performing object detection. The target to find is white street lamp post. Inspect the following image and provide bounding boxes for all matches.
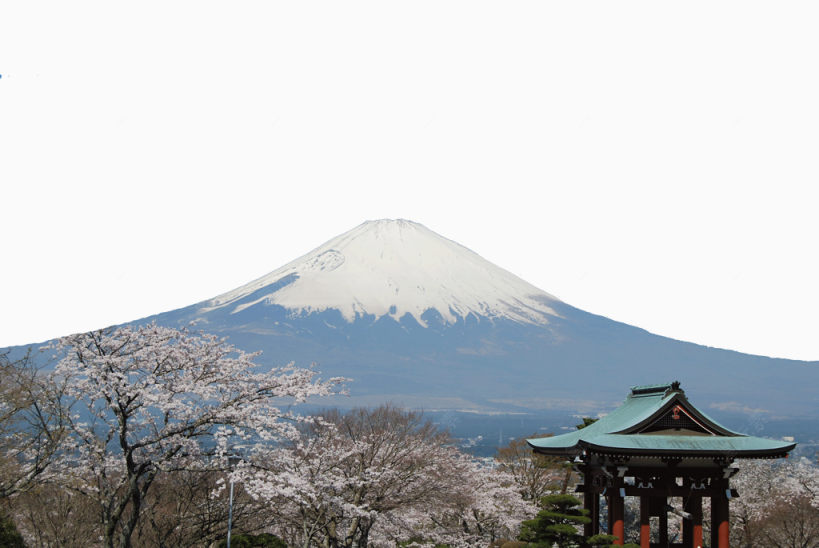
[226,454,242,548]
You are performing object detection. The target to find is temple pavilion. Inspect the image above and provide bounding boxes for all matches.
[527,382,795,548]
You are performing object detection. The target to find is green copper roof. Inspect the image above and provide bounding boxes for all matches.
[528,382,796,458]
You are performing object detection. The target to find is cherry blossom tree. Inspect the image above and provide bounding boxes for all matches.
[50,323,342,548]
[240,405,536,547]
[239,405,452,547]
[756,496,819,548]
[11,480,100,546]
[0,349,67,501]
[382,457,536,547]
[495,434,565,502]
[729,457,819,547]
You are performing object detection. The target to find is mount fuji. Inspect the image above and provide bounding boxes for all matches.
[130,219,818,426]
[203,219,560,327]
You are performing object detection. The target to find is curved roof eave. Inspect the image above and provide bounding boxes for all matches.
[579,438,796,459]
[526,383,797,459]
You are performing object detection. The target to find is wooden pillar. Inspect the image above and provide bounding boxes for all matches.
[607,493,614,540]
[584,488,594,538]
[711,482,729,548]
[610,490,625,545]
[658,498,668,546]
[691,496,704,548]
[683,495,705,548]
[717,503,730,548]
[639,496,650,548]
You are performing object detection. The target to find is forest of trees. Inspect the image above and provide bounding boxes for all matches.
[1,323,818,547]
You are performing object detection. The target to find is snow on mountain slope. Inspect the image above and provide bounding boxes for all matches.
[202,219,561,326]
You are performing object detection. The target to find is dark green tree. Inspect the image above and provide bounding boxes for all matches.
[586,533,640,547]
[215,533,287,547]
[575,417,598,430]
[586,534,617,546]
[519,494,591,547]
[0,512,26,547]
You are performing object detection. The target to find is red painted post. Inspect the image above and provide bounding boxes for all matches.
[611,492,625,545]
[692,496,703,548]
[613,520,625,545]
[639,496,650,548]
[718,518,730,548]
[711,489,729,548]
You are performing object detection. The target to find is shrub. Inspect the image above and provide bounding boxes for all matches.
[0,513,25,548]
[215,533,287,548]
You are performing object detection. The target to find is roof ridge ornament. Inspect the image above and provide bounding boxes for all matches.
[664,380,683,398]
[629,381,683,397]
[630,383,673,396]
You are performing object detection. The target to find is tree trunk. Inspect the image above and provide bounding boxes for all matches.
[117,485,141,548]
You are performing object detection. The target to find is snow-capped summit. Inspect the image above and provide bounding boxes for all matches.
[204,219,561,326]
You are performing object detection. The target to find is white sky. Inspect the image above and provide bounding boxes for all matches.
[1,1,817,360]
